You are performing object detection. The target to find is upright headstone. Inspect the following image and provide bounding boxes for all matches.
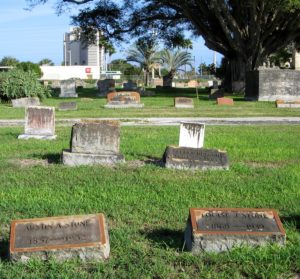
[184,208,286,254]
[104,92,144,108]
[97,79,116,96]
[60,80,78,98]
[163,122,229,170]
[174,97,194,109]
[10,213,110,262]
[58,102,77,111]
[18,106,56,140]
[12,97,40,108]
[62,120,125,166]
[123,80,138,91]
[179,122,205,148]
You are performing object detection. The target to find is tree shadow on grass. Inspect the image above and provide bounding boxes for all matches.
[281,215,300,230]
[141,228,184,250]
[40,153,61,164]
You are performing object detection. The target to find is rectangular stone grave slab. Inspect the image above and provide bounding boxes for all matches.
[276,99,300,108]
[62,121,125,166]
[58,102,77,111]
[60,80,78,98]
[18,106,56,140]
[12,97,40,108]
[179,122,205,148]
[163,146,229,170]
[10,214,110,262]
[104,92,144,108]
[184,208,286,254]
[217,97,234,106]
[175,97,194,108]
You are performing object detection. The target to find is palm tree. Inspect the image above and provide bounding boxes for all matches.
[159,49,193,87]
[126,37,160,87]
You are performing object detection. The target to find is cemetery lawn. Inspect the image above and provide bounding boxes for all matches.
[1,88,300,119]
[0,124,299,278]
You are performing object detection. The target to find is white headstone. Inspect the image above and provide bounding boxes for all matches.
[179,122,205,148]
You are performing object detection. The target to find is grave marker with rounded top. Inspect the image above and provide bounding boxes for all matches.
[18,106,56,140]
[62,120,125,166]
[184,208,286,253]
[10,213,110,262]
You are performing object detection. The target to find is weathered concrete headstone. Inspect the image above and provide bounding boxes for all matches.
[174,97,194,109]
[60,80,78,98]
[104,92,144,108]
[9,214,110,262]
[164,147,229,170]
[123,80,138,91]
[163,122,229,170]
[58,102,77,111]
[246,69,300,101]
[62,120,125,166]
[97,79,116,96]
[12,97,40,108]
[276,99,300,108]
[179,122,205,148]
[217,97,234,106]
[18,106,56,140]
[184,208,286,253]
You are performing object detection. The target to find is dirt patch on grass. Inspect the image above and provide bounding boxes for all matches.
[8,158,50,167]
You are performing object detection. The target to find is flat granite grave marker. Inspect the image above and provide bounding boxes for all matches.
[184,208,286,253]
[217,97,234,106]
[58,102,77,111]
[9,214,110,262]
[276,99,300,108]
[18,106,56,140]
[12,97,40,108]
[104,92,144,108]
[60,80,78,98]
[179,122,205,148]
[163,122,229,170]
[62,120,125,166]
[174,97,194,108]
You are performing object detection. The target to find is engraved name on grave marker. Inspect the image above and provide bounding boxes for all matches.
[184,208,286,253]
[10,214,110,261]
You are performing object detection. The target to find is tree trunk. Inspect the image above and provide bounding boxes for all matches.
[163,70,175,87]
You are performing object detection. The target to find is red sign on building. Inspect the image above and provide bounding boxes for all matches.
[85,68,92,73]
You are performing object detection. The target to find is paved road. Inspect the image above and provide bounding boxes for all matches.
[0,117,300,127]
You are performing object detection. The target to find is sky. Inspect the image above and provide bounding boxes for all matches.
[0,0,221,68]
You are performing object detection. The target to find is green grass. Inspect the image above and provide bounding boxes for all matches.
[1,87,300,119]
[0,125,299,278]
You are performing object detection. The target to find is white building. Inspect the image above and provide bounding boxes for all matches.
[63,27,106,70]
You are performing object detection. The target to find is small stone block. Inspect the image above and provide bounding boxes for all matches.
[179,122,205,148]
[175,97,194,108]
[12,97,40,108]
[60,80,77,98]
[217,97,234,106]
[9,214,110,262]
[184,208,286,253]
[275,99,285,105]
[58,102,77,111]
[62,150,125,166]
[19,106,56,139]
[163,146,229,170]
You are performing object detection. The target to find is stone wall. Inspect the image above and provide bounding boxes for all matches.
[246,69,300,101]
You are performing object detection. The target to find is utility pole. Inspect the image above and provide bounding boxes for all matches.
[194,56,199,100]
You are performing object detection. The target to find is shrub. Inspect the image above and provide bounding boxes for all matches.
[0,68,51,101]
[17,62,42,78]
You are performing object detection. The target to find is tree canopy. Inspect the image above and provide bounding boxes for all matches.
[27,0,300,80]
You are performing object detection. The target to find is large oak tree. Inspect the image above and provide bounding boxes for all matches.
[28,0,300,88]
